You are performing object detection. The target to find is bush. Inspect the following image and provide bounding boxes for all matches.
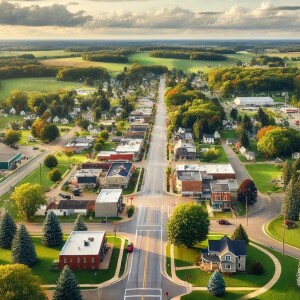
[203,148,220,162]
[44,155,58,168]
[48,168,62,182]
[126,205,135,218]
[252,260,264,275]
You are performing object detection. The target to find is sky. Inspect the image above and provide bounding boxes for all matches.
[0,0,299,39]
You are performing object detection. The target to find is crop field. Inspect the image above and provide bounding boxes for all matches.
[0,77,90,99]
[0,50,79,58]
[41,51,254,74]
[267,52,300,67]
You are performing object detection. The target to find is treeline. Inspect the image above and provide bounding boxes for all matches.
[56,67,110,82]
[150,50,227,61]
[208,67,300,97]
[82,53,128,63]
[139,46,236,54]
[0,58,40,67]
[250,55,285,67]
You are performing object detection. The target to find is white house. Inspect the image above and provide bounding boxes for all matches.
[203,134,214,144]
[87,124,93,131]
[53,116,60,123]
[20,110,26,116]
[9,107,16,115]
[61,118,69,125]
[214,131,221,140]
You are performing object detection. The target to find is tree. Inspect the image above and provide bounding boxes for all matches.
[207,271,225,296]
[44,154,58,168]
[193,120,202,141]
[41,123,60,142]
[237,179,258,206]
[63,149,75,163]
[0,212,17,249]
[257,108,269,127]
[167,203,210,247]
[99,129,109,140]
[31,118,46,138]
[53,265,83,300]
[0,264,46,300]
[48,168,62,183]
[94,142,102,152]
[256,125,276,141]
[240,129,250,148]
[11,223,37,266]
[42,211,63,247]
[281,179,299,221]
[242,114,253,132]
[252,261,264,275]
[230,108,238,120]
[282,160,295,189]
[7,90,28,113]
[231,224,249,244]
[296,262,300,288]
[11,183,46,221]
[3,130,21,146]
[73,215,88,231]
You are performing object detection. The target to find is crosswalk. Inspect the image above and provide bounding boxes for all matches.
[124,288,162,300]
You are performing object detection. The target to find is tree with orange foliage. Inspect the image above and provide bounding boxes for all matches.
[256,125,276,141]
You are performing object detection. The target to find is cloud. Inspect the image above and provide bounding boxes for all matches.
[271,6,300,11]
[0,1,92,26]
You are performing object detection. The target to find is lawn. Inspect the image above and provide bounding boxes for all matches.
[0,115,24,129]
[56,151,92,165]
[197,144,229,163]
[0,50,79,58]
[181,290,250,300]
[174,238,275,287]
[119,239,128,278]
[123,168,140,195]
[0,77,90,99]
[245,164,282,193]
[266,215,300,249]
[0,236,122,285]
[166,243,171,277]
[221,131,237,140]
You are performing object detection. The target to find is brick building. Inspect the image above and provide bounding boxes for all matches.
[210,182,231,211]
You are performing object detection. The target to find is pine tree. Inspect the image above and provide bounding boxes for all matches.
[11,223,37,266]
[0,212,17,248]
[73,215,88,231]
[207,270,226,296]
[240,129,250,148]
[42,211,63,247]
[53,265,83,300]
[232,224,249,244]
[282,160,294,189]
[282,179,299,221]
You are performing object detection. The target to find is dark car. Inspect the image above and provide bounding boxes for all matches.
[11,144,19,150]
[72,189,81,196]
[284,220,295,229]
[126,242,134,253]
[59,193,71,199]
[217,219,231,225]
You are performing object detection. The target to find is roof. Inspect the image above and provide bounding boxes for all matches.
[202,253,221,263]
[208,236,246,256]
[203,133,214,139]
[96,189,122,203]
[0,145,22,162]
[107,162,132,177]
[74,169,102,178]
[177,170,201,181]
[116,139,143,153]
[210,182,230,192]
[176,164,235,175]
[60,231,105,256]
[57,200,94,210]
[234,97,274,105]
[174,139,196,153]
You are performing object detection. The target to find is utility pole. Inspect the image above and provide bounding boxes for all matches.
[246,194,248,227]
[282,214,286,255]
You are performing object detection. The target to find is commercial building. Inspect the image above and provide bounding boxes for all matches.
[105,162,133,189]
[73,169,103,187]
[59,231,107,270]
[95,189,123,217]
[234,97,274,106]
[174,140,197,161]
[210,182,231,211]
[0,145,22,170]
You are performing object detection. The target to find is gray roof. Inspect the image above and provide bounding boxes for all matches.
[210,182,230,192]
[203,133,214,139]
[57,200,94,210]
[208,236,246,256]
[202,254,221,263]
[177,170,201,181]
[107,162,132,177]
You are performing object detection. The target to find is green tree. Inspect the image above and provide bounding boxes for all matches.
[48,168,62,183]
[41,123,60,142]
[193,120,201,141]
[3,130,21,146]
[240,129,250,148]
[0,212,17,249]
[11,223,37,266]
[237,179,258,206]
[7,90,28,113]
[242,114,253,132]
[257,108,269,127]
[63,149,75,163]
[282,160,295,189]
[230,108,238,120]
[231,224,249,244]
[99,129,109,141]
[93,107,102,120]
[252,261,264,275]
[11,183,46,221]
[53,265,83,300]
[42,211,63,247]
[207,270,225,296]
[44,154,58,168]
[167,203,209,247]
[0,264,46,300]
[282,179,299,221]
[73,215,88,231]
[94,142,102,152]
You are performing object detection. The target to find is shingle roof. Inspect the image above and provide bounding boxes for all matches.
[208,236,246,256]
[107,162,132,177]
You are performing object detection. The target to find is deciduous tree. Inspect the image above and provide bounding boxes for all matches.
[167,203,209,247]
[0,212,17,249]
[44,154,58,168]
[237,179,258,206]
[3,130,21,146]
[48,168,62,183]
[42,211,63,247]
[41,123,60,142]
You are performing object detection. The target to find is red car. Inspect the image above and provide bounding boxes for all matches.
[126,242,134,253]
[217,219,231,225]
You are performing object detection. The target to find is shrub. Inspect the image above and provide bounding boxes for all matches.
[127,205,135,218]
[48,168,62,182]
[44,155,58,168]
[252,260,264,275]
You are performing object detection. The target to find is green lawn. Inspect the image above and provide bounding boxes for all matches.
[0,115,24,129]
[175,238,275,287]
[245,164,282,193]
[166,243,171,277]
[123,168,140,195]
[221,131,237,140]
[0,77,91,99]
[0,50,79,58]
[266,215,300,249]
[197,144,229,163]
[181,290,250,300]
[119,239,128,278]
[0,236,121,285]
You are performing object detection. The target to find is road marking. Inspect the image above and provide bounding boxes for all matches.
[124,296,161,299]
[136,229,162,232]
[143,230,150,288]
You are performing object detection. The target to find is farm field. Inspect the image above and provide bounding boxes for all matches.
[0,77,91,99]
[41,51,254,74]
[0,50,79,58]
[267,52,300,67]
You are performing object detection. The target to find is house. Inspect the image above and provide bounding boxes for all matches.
[115,138,143,162]
[174,140,196,161]
[105,162,133,189]
[0,145,22,170]
[59,231,107,270]
[53,116,60,123]
[292,152,300,159]
[226,138,239,146]
[210,182,231,211]
[174,127,193,141]
[9,107,16,115]
[73,169,103,187]
[61,118,69,125]
[95,189,123,217]
[176,167,202,196]
[245,151,256,162]
[87,124,93,131]
[239,146,247,156]
[203,134,214,144]
[201,236,246,273]
[20,110,26,116]
[214,131,221,140]
[65,137,93,150]
[46,200,95,216]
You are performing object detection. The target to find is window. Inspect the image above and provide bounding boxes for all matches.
[77,257,80,263]
[225,265,231,269]
[83,257,86,264]
[91,257,95,263]
[63,258,67,263]
[238,256,241,260]
[225,255,231,261]
[224,195,227,201]
[238,263,241,269]
[70,258,73,263]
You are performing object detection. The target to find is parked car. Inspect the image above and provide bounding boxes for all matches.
[59,193,71,199]
[126,242,134,253]
[72,189,81,196]
[11,144,19,149]
[32,146,39,150]
[217,219,231,225]
[284,220,295,229]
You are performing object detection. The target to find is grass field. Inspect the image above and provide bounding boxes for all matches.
[245,164,282,193]
[0,77,89,99]
[181,290,250,300]
[41,51,254,75]
[0,50,79,58]
[0,236,121,285]
[198,144,229,163]
[266,215,300,249]
[0,115,24,129]
[266,52,300,67]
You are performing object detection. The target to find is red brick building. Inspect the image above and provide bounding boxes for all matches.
[59,231,106,270]
[210,182,231,211]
